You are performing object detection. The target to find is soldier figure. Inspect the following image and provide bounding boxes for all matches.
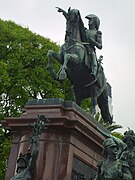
[10,118,46,180]
[95,138,133,180]
[10,138,39,180]
[121,129,135,179]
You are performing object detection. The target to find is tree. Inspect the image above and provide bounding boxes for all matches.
[0,19,73,119]
[0,127,11,179]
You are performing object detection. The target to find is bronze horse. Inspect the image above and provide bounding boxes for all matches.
[47,8,112,124]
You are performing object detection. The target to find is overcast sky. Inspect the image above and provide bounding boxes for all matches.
[1,0,135,133]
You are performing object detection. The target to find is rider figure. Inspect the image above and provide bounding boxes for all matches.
[56,8,102,79]
[85,14,102,79]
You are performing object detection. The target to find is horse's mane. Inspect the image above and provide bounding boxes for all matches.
[67,9,87,43]
[77,11,88,43]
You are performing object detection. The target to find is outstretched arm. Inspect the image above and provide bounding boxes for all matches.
[28,119,46,174]
[56,7,68,19]
[28,135,39,174]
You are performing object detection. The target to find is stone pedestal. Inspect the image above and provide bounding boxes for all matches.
[3,98,108,180]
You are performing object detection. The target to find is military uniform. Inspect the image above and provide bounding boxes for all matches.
[85,14,102,77]
[95,138,133,180]
[121,130,135,180]
[96,159,132,180]
[10,167,31,180]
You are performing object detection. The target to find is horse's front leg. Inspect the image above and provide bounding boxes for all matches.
[59,53,78,81]
[47,50,63,66]
[63,53,79,69]
[47,50,63,80]
[59,53,70,81]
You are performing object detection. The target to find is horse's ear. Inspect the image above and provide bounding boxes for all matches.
[77,10,82,22]
[78,10,81,18]
[68,7,71,12]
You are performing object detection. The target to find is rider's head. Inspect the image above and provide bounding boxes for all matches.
[85,14,100,30]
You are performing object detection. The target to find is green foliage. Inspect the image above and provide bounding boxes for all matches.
[0,19,72,119]
[0,128,11,179]
[111,131,124,139]
[81,98,92,113]
[94,112,123,138]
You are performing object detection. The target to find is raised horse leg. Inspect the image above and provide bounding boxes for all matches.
[47,50,63,80]
[59,53,79,81]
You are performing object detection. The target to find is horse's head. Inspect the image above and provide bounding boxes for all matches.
[68,8,80,23]
[66,8,83,42]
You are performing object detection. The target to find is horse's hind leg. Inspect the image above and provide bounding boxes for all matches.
[90,97,97,116]
[97,89,112,124]
[72,86,82,106]
[74,92,82,106]
[75,97,82,106]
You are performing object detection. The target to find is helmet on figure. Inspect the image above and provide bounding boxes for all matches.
[103,138,117,149]
[85,14,100,30]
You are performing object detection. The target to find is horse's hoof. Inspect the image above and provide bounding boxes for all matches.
[59,73,67,81]
[63,66,67,70]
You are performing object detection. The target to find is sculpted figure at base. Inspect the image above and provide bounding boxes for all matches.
[10,115,47,180]
[121,129,135,179]
[47,7,113,124]
[95,138,133,180]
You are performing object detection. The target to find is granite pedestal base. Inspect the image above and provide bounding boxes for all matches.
[3,98,107,180]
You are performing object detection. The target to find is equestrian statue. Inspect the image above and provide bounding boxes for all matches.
[47,7,113,124]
